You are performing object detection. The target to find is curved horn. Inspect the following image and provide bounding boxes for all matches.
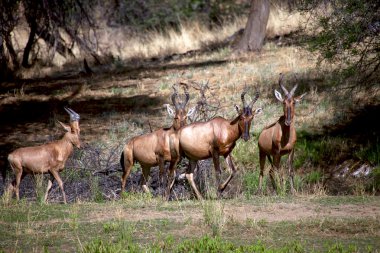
[249,90,260,107]
[64,107,80,121]
[182,85,190,108]
[289,83,298,97]
[171,86,179,110]
[278,73,289,96]
[241,90,247,107]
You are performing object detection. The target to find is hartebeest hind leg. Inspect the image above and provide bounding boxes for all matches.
[12,172,26,201]
[121,151,133,193]
[185,160,203,200]
[8,158,23,200]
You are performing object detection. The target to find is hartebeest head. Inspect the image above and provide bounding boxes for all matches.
[274,73,306,126]
[234,90,262,141]
[58,107,81,148]
[166,86,196,130]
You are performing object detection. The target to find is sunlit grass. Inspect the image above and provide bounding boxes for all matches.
[1,197,379,252]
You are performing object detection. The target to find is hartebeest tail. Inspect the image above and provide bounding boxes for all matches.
[257,73,306,194]
[169,89,262,200]
[7,107,81,203]
[120,85,196,198]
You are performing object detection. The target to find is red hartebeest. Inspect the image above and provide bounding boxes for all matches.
[120,87,196,197]
[257,73,306,194]
[7,108,81,203]
[168,90,262,199]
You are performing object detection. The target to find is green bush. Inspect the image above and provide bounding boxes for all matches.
[368,166,380,193]
[355,141,380,167]
[202,200,225,237]
[90,175,104,203]
[81,235,373,253]
[303,171,323,185]
[242,170,262,198]
[300,0,380,86]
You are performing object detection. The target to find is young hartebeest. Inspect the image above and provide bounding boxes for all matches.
[120,87,196,197]
[168,89,262,200]
[7,107,81,203]
[257,73,306,194]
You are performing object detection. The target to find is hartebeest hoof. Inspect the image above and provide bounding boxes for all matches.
[255,189,263,196]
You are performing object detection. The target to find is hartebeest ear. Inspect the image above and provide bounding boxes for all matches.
[234,105,240,113]
[254,108,263,116]
[186,106,197,117]
[57,121,71,132]
[294,92,307,104]
[274,90,283,102]
[165,104,175,118]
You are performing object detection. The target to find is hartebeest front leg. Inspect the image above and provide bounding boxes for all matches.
[165,158,179,200]
[141,165,151,194]
[158,157,166,197]
[212,151,223,194]
[50,170,67,204]
[257,150,266,195]
[288,149,296,194]
[271,154,282,195]
[44,178,53,203]
[219,154,237,193]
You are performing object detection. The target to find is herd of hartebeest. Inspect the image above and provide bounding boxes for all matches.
[6,73,306,203]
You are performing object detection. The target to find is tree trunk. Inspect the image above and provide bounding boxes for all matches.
[234,0,270,52]
[0,36,14,81]
[37,28,76,59]
[22,19,37,68]
[4,32,19,69]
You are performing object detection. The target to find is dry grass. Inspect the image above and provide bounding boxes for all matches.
[10,4,307,79]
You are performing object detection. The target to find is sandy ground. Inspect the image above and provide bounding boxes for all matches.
[82,199,380,224]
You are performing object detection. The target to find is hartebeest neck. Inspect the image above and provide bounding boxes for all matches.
[58,136,75,157]
[171,124,180,132]
[229,115,243,141]
[279,115,297,150]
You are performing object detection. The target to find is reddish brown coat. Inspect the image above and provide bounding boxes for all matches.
[7,108,81,203]
[169,91,262,199]
[257,74,306,194]
[120,88,196,197]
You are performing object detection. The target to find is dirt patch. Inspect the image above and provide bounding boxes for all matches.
[79,200,380,224]
[224,202,380,222]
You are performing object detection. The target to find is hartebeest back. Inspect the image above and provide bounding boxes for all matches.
[168,89,262,199]
[7,107,81,203]
[120,86,196,197]
[257,73,306,194]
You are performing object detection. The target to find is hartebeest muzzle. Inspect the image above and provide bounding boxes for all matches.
[285,106,292,126]
[241,107,253,141]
